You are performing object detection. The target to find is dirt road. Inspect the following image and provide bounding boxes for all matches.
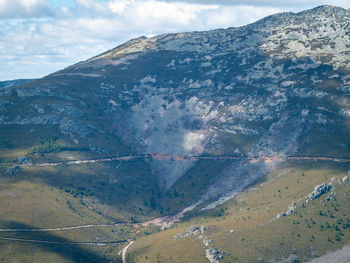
[0,223,134,232]
[20,154,350,168]
[0,236,126,245]
[118,241,134,263]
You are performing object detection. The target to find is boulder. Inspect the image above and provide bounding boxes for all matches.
[306,182,332,203]
[206,246,224,263]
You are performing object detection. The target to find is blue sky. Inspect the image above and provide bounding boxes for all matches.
[1,0,349,80]
[48,0,76,8]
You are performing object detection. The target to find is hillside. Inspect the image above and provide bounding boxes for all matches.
[0,5,350,262]
[0,79,36,89]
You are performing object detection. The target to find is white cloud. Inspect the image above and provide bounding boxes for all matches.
[0,0,53,19]
[164,0,350,8]
[108,0,130,14]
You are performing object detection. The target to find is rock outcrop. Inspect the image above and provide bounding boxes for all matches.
[173,225,224,263]
[205,246,225,263]
[277,201,297,218]
[306,182,333,203]
[277,175,349,218]
[172,225,206,239]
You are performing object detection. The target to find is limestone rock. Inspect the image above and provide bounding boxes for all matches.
[306,182,332,203]
[206,246,224,263]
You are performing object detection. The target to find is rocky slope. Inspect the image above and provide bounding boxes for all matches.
[0,79,35,89]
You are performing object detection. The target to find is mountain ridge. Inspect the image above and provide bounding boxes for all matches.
[37,5,348,75]
[71,5,349,64]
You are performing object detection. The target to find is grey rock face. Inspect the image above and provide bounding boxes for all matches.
[277,201,297,218]
[206,246,224,263]
[278,175,350,218]
[307,176,349,204]
[306,183,332,203]
[203,237,213,247]
[330,177,342,187]
[172,225,206,239]
[325,191,336,202]
[172,225,224,262]
[59,118,90,138]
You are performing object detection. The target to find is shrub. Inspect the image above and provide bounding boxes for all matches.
[29,136,83,154]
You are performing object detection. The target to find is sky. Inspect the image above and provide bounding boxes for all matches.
[0,0,349,81]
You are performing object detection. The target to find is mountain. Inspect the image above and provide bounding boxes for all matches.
[0,79,36,89]
[0,5,350,263]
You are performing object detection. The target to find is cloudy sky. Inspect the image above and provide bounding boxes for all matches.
[1,0,349,80]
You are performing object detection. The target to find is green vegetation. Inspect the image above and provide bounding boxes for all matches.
[29,137,83,154]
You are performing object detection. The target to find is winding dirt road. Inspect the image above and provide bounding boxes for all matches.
[118,241,134,263]
[19,154,350,168]
[0,223,134,232]
[0,236,126,245]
